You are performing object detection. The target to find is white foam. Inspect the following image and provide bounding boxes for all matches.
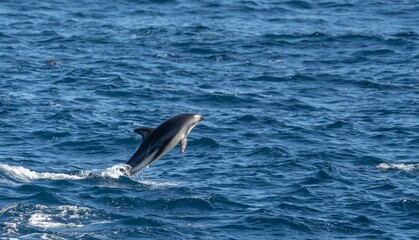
[97,164,131,178]
[0,164,85,181]
[0,163,131,181]
[377,163,419,171]
[129,168,180,189]
[3,222,18,235]
[28,213,83,228]
[138,179,180,189]
[1,204,91,231]
[0,164,178,187]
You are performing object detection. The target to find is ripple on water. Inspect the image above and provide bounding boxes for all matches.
[244,214,311,233]
[207,193,251,210]
[351,215,372,224]
[31,130,72,140]
[245,146,292,158]
[163,197,214,212]
[193,93,259,107]
[388,199,419,212]
[120,216,165,227]
[236,114,258,123]
[300,165,342,185]
[324,120,352,129]
[189,137,220,149]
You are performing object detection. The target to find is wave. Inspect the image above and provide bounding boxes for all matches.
[0,163,132,181]
[0,163,179,188]
[376,163,419,172]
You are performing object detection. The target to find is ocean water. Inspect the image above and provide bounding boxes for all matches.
[0,0,418,239]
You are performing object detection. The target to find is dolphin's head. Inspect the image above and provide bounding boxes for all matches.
[183,114,204,133]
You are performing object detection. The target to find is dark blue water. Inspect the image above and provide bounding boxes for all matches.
[1,0,418,239]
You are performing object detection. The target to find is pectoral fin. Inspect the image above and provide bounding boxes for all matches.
[134,127,155,141]
[180,137,187,153]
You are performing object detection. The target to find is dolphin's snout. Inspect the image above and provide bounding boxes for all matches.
[193,114,204,122]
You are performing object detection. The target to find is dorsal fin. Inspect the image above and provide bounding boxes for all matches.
[134,127,155,141]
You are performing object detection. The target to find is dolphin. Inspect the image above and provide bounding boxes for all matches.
[126,114,204,175]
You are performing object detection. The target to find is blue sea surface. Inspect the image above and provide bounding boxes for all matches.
[1,0,418,239]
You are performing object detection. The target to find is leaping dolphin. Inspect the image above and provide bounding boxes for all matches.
[127,114,204,175]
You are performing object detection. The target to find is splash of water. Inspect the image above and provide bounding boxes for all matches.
[0,163,179,188]
[0,163,131,181]
[0,164,86,181]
